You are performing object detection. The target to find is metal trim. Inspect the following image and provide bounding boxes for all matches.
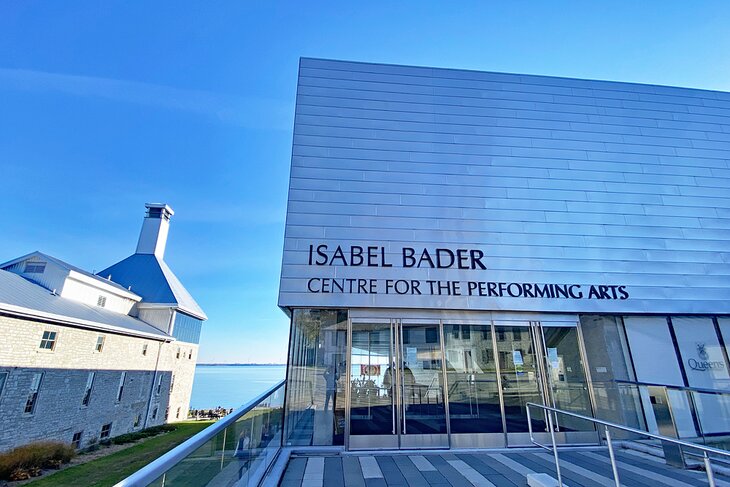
[344,315,352,450]
[439,320,451,448]
[491,320,508,446]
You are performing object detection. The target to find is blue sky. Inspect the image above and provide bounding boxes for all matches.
[1,1,729,363]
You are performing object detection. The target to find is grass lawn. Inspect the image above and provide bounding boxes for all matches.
[26,421,214,487]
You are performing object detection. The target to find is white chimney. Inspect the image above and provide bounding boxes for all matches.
[135,203,175,259]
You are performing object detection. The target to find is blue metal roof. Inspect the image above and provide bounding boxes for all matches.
[0,269,171,340]
[97,254,207,320]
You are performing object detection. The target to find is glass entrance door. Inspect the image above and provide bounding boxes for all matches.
[494,321,596,446]
[347,320,448,449]
[538,323,597,444]
[347,318,595,449]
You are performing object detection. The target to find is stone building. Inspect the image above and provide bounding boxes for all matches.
[0,203,206,451]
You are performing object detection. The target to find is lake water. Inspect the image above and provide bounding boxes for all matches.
[189,365,286,410]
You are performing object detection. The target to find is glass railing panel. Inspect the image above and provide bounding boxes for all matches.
[138,381,285,487]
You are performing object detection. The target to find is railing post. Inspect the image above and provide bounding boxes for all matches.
[546,406,563,487]
[527,404,534,443]
[704,451,716,487]
[605,426,620,487]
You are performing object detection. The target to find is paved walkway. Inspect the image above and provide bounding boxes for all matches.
[279,448,729,487]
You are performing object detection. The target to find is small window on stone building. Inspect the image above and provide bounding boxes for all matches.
[24,372,43,414]
[81,372,95,406]
[0,371,7,397]
[97,295,107,307]
[134,414,142,427]
[151,406,158,420]
[95,335,105,352]
[72,431,83,449]
[165,407,169,421]
[24,261,46,273]
[116,372,126,402]
[170,374,175,393]
[176,407,181,419]
[142,344,148,356]
[100,423,112,439]
[155,375,163,395]
[188,349,192,360]
[176,347,181,359]
[39,331,57,350]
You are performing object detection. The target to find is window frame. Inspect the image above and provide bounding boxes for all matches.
[72,431,83,449]
[96,295,107,308]
[0,371,8,398]
[24,261,46,274]
[100,423,112,439]
[24,372,43,415]
[39,330,58,351]
[95,335,105,353]
[116,371,126,402]
[81,371,95,407]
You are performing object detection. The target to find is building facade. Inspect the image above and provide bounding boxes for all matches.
[278,59,730,450]
[0,204,206,451]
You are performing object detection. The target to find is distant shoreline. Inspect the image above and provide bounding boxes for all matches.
[197,363,286,367]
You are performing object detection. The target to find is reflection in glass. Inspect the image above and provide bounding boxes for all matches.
[350,323,395,435]
[283,309,347,446]
[148,384,285,487]
[495,325,543,432]
[401,324,447,435]
[542,327,593,431]
[444,325,502,433]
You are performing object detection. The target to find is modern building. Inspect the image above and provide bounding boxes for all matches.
[0,203,206,452]
[277,58,730,451]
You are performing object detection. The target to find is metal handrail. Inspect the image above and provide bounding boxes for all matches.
[526,402,729,487]
[614,379,730,396]
[115,379,286,487]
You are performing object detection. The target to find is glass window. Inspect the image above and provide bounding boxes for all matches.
[82,372,95,406]
[172,313,203,344]
[176,407,181,419]
[24,261,46,273]
[100,423,112,439]
[95,335,105,353]
[116,372,126,402]
[39,331,57,350]
[170,374,175,393]
[97,295,107,307]
[0,371,7,396]
[444,324,502,434]
[72,431,83,449]
[25,372,43,414]
[156,374,163,395]
[152,406,158,420]
[134,414,141,427]
[673,316,730,435]
[283,309,347,446]
[176,347,181,359]
[142,344,148,356]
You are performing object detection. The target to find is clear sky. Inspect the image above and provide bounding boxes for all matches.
[1,1,729,363]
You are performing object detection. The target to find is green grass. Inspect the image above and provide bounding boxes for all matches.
[26,421,213,487]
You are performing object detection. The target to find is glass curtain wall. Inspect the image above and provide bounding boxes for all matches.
[283,309,347,446]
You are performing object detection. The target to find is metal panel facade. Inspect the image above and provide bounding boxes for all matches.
[279,58,730,314]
